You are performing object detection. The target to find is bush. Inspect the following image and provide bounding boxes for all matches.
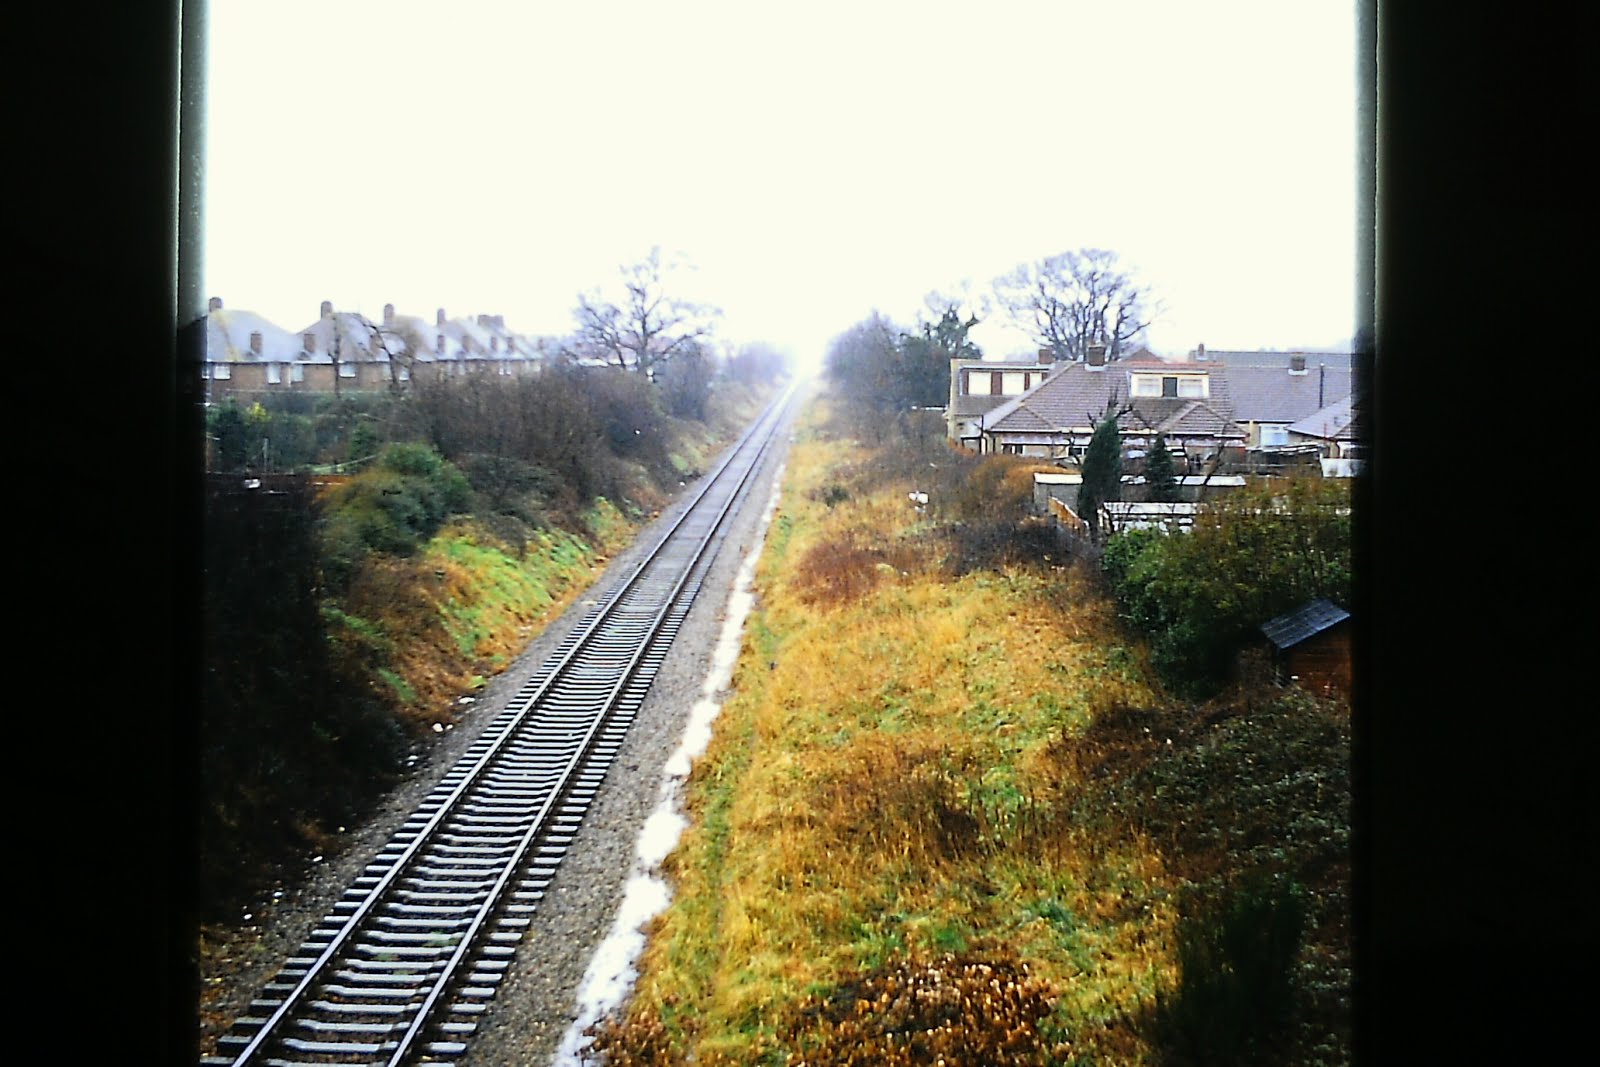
[1102,477,1350,697]
[201,477,406,915]
[1156,877,1309,1064]
[317,443,471,589]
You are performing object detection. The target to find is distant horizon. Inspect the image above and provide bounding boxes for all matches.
[204,2,1360,369]
[200,290,1354,363]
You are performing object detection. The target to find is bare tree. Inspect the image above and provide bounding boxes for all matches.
[569,247,721,375]
[991,248,1155,361]
[372,322,421,395]
[922,280,992,326]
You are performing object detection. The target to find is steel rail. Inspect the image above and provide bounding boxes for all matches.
[215,387,793,1066]
[385,386,792,1064]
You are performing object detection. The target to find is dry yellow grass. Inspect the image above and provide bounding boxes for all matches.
[602,395,1183,1065]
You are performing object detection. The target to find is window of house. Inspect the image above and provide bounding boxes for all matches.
[1001,372,1027,395]
[212,362,231,380]
[291,364,305,383]
[1132,373,1207,398]
[1002,443,1024,455]
[399,365,411,382]
[339,362,357,378]
[267,363,282,384]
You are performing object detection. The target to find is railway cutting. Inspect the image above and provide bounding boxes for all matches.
[204,388,795,1066]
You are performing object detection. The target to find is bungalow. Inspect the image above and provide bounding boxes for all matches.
[1226,355,1355,449]
[976,343,1246,471]
[974,344,1358,476]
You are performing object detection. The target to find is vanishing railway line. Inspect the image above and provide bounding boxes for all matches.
[205,388,795,1066]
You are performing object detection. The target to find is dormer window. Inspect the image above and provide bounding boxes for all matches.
[1132,372,1208,399]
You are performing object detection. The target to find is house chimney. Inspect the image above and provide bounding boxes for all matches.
[490,337,499,353]
[249,331,263,355]
[321,300,333,319]
[1290,354,1308,374]
[437,308,447,326]
[303,332,316,353]
[383,303,395,326]
[1086,341,1107,367]
[1197,343,1206,361]
[437,334,446,354]
[208,296,223,312]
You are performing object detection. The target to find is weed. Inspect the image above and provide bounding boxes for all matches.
[777,952,1071,1067]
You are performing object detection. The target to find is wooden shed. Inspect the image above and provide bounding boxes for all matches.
[1260,598,1352,699]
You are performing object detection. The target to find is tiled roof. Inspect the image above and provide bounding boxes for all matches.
[1192,349,1354,370]
[1225,364,1354,424]
[208,301,554,368]
[985,362,1241,437]
[1139,398,1244,438]
[206,309,305,363]
[297,311,391,362]
[983,363,1132,434]
[1260,598,1351,649]
[953,394,1018,419]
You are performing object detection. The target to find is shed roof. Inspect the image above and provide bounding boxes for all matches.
[1260,598,1351,650]
[1287,395,1359,440]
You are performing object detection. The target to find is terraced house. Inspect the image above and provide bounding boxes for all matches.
[202,298,555,403]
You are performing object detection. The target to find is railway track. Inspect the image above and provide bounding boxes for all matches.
[204,388,795,1066]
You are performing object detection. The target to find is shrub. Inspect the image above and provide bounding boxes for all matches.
[779,953,1069,1067]
[1102,477,1350,697]
[791,535,921,607]
[1156,877,1309,1064]
[201,477,406,915]
[317,444,471,589]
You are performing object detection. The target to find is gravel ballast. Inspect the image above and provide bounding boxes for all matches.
[196,403,796,1065]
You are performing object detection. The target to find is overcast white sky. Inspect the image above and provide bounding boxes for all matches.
[203,0,1360,366]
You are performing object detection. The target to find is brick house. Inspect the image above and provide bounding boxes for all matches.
[203,298,549,403]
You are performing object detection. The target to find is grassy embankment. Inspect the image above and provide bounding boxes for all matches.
[594,393,1350,1066]
[326,384,766,729]
[198,383,774,1043]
